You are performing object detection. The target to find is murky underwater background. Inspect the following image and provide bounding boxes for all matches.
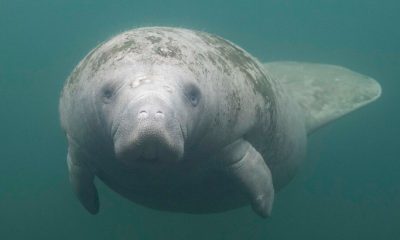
[0,0,399,239]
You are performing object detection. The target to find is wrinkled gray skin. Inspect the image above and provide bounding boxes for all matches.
[60,27,306,217]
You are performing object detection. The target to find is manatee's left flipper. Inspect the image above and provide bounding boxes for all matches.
[67,146,99,214]
[217,139,274,217]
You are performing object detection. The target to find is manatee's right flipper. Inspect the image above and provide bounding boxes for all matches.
[216,139,275,218]
[67,145,99,214]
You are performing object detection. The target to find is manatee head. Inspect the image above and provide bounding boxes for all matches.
[94,64,205,168]
[63,28,222,169]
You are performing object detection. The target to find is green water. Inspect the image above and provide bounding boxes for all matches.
[0,1,399,239]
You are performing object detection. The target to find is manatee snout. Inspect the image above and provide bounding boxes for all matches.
[113,94,185,166]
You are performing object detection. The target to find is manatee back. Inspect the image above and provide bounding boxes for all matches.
[264,62,381,133]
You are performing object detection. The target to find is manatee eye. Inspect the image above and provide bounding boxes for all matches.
[185,84,201,107]
[101,85,115,103]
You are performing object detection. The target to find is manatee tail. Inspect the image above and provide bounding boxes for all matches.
[263,62,382,134]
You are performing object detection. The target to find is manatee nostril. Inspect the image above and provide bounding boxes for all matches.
[138,110,164,119]
[138,110,148,119]
[155,111,164,118]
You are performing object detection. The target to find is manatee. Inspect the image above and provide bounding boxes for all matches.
[59,27,381,217]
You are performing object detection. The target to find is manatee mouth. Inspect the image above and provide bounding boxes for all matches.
[112,109,185,167]
[114,129,185,167]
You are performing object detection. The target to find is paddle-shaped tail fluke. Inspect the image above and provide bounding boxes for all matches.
[264,62,381,133]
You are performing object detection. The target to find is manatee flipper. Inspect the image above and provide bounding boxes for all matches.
[263,62,382,133]
[67,147,99,214]
[217,139,274,217]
